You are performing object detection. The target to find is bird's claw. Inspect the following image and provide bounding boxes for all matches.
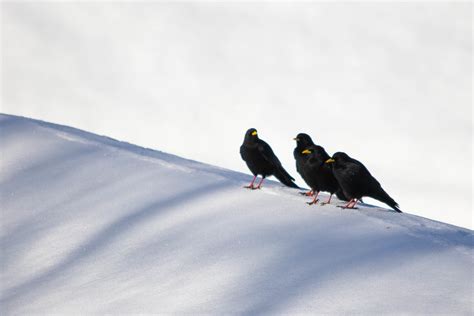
[244,185,261,190]
[306,199,319,205]
[337,205,358,209]
[299,191,313,196]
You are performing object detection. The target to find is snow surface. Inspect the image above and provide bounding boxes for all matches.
[1,114,473,314]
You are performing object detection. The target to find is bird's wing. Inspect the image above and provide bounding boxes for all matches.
[258,140,282,168]
[258,140,296,184]
[348,160,381,189]
[358,161,381,187]
[239,144,247,160]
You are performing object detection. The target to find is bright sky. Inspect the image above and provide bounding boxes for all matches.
[1,2,472,229]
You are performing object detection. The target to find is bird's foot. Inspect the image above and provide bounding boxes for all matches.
[320,201,330,206]
[244,185,261,190]
[306,199,319,205]
[300,191,313,196]
[337,205,358,210]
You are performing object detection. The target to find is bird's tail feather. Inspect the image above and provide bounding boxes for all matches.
[373,189,402,213]
[274,167,299,189]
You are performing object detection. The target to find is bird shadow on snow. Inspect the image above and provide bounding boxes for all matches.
[1,177,233,310]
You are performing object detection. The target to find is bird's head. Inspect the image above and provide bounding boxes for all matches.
[293,133,314,148]
[325,152,350,165]
[244,128,259,142]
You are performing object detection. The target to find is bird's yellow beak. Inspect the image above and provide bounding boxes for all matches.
[302,149,312,154]
[251,131,257,136]
[293,137,298,141]
[325,158,335,164]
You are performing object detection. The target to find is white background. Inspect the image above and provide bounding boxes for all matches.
[1,2,472,228]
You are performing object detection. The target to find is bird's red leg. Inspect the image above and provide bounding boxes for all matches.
[338,198,354,209]
[346,199,355,208]
[244,175,257,189]
[307,191,320,205]
[321,193,333,205]
[349,199,359,208]
[255,177,265,189]
[339,199,358,209]
[300,190,314,196]
[344,199,356,208]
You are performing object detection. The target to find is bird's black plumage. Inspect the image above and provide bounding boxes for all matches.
[326,152,402,212]
[303,146,346,201]
[240,128,299,189]
[293,133,319,191]
[293,133,347,203]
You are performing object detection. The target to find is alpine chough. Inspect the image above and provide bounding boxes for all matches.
[240,128,299,189]
[325,152,402,212]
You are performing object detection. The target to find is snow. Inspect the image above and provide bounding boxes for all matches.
[1,114,473,314]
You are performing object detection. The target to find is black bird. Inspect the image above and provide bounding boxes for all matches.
[293,134,347,205]
[325,152,402,212]
[240,128,299,189]
[293,133,318,196]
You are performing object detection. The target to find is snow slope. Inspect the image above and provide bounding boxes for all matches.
[1,114,472,314]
